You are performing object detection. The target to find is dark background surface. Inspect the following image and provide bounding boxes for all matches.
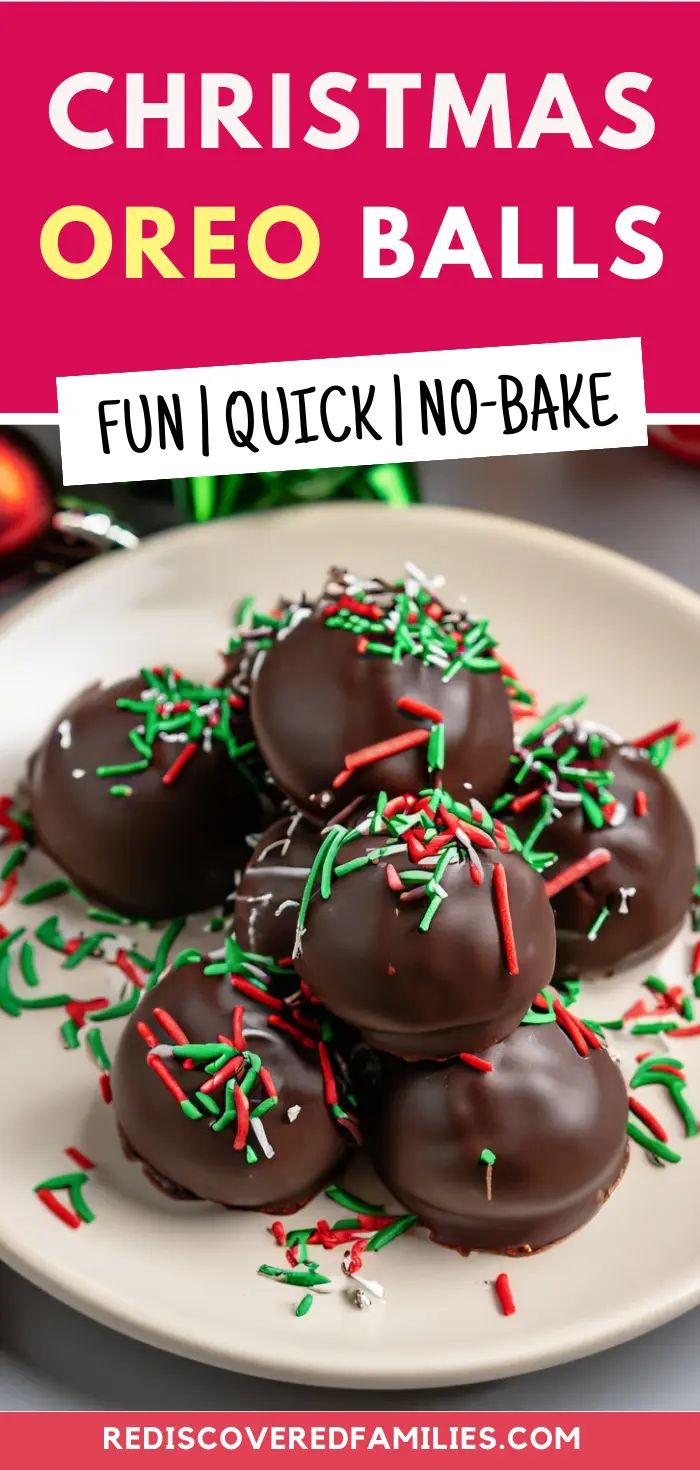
[1,426,699,1407]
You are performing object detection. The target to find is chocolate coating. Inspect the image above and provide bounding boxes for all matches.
[235,812,320,964]
[510,738,696,979]
[112,960,347,1210]
[297,834,555,1059]
[251,606,513,820]
[28,675,265,920]
[368,1021,629,1253]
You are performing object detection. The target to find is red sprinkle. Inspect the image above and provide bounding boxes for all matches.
[152,1006,191,1067]
[99,1073,112,1104]
[66,997,108,1031]
[65,1146,95,1170]
[0,870,18,908]
[233,1084,250,1150]
[200,1055,243,1095]
[162,740,198,786]
[628,1095,669,1141]
[494,1272,516,1317]
[231,976,284,1010]
[385,863,404,893]
[333,728,430,788]
[396,696,444,725]
[492,862,519,976]
[147,1052,188,1103]
[36,1188,81,1230]
[632,720,681,749]
[667,1024,700,1038]
[317,1040,339,1107]
[115,950,146,990]
[267,1014,317,1049]
[648,1063,687,1080]
[553,999,589,1057]
[458,1052,493,1073]
[544,847,611,899]
[231,1005,246,1052]
[136,1018,159,1049]
[634,790,648,817]
[510,786,546,814]
[692,940,700,975]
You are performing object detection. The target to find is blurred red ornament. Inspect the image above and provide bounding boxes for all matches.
[0,431,54,565]
[647,425,700,467]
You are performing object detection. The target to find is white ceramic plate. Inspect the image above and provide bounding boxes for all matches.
[0,503,699,1390]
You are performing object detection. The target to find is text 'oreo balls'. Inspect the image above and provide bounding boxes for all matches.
[498,703,696,979]
[250,567,520,821]
[367,1008,629,1253]
[235,811,321,965]
[294,790,556,1059]
[111,957,354,1211]
[28,669,267,920]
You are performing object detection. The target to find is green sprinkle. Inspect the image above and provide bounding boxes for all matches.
[587,905,611,941]
[480,1148,496,1166]
[245,1144,258,1165]
[21,879,75,905]
[295,1292,314,1318]
[109,784,132,798]
[19,940,41,988]
[61,1018,80,1049]
[325,1184,387,1215]
[62,931,114,969]
[86,989,141,1024]
[630,1019,679,1035]
[180,1098,203,1121]
[86,906,134,925]
[365,1214,417,1252]
[1,844,28,879]
[627,1120,681,1163]
[172,947,203,970]
[35,1170,87,1193]
[96,760,148,778]
[35,916,67,953]
[85,1027,111,1071]
[148,918,186,989]
[258,1265,331,1288]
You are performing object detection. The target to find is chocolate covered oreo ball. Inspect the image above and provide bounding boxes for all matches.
[500,708,696,979]
[368,1012,629,1253]
[28,669,266,919]
[250,568,516,821]
[112,958,351,1210]
[295,793,555,1058]
[235,811,321,964]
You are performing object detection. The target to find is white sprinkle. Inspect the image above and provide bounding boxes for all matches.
[72,768,86,780]
[275,898,299,917]
[618,886,637,915]
[287,1104,301,1123]
[57,719,72,750]
[149,1044,174,1058]
[250,1116,275,1160]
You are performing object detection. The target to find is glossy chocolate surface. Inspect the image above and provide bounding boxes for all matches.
[234,812,321,964]
[251,606,513,821]
[297,833,555,1058]
[368,1020,629,1252]
[28,675,265,919]
[112,960,347,1210]
[510,740,696,979]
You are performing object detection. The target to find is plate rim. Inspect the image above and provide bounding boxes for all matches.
[1,500,700,1389]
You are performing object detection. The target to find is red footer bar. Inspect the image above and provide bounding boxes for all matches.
[0,1413,696,1463]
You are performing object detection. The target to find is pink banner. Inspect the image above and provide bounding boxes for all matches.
[1,1412,699,1462]
[0,2,695,410]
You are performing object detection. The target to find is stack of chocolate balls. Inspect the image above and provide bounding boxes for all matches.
[27,567,695,1252]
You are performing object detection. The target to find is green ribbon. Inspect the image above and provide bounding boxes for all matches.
[171,464,419,521]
